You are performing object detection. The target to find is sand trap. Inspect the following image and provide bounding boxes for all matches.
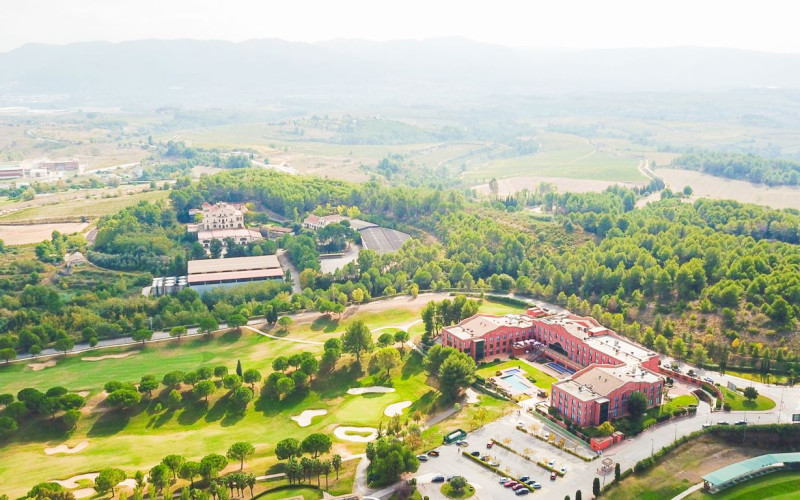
[82,352,138,362]
[28,359,56,371]
[51,472,99,489]
[45,441,89,455]
[384,401,412,417]
[334,426,378,443]
[119,478,141,489]
[291,409,328,427]
[347,386,395,395]
[73,488,96,499]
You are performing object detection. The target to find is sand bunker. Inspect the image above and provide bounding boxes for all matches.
[45,441,89,455]
[291,409,328,427]
[51,472,99,489]
[82,352,138,362]
[28,359,56,371]
[347,386,396,395]
[73,488,96,499]
[333,426,378,443]
[384,401,412,417]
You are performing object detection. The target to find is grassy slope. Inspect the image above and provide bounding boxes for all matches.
[0,299,519,497]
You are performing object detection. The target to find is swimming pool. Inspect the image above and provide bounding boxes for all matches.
[501,374,531,392]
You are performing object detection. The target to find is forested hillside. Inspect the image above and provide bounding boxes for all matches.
[2,169,799,380]
[671,152,800,186]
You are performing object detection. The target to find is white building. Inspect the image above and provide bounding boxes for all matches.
[201,202,247,230]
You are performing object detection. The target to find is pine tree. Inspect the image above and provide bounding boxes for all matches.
[236,360,243,377]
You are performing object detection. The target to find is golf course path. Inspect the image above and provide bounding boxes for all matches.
[242,325,324,345]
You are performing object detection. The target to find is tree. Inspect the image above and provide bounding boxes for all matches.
[54,337,74,355]
[438,352,476,400]
[593,477,601,497]
[276,438,301,460]
[272,356,288,373]
[266,306,279,325]
[302,433,332,458]
[597,421,615,437]
[332,454,343,479]
[210,239,224,259]
[199,316,219,336]
[351,288,365,304]
[214,365,229,378]
[628,392,648,419]
[178,461,201,488]
[167,389,182,408]
[450,476,468,493]
[0,348,17,364]
[194,380,216,403]
[162,455,186,481]
[107,389,141,409]
[671,338,687,359]
[242,369,262,389]
[227,314,247,333]
[199,454,228,481]
[95,468,126,497]
[277,316,293,332]
[162,371,185,389]
[236,359,243,377]
[231,386,253,408]
[276,377,296,399]
[59,393,85,410]
[0,393,13,406]
[183,371,199,387]
[138,375,159,397]
[62,409,81,431]
[342,320,374,363]
[132,329,153,345]
[654,334,669,354]
[300,357,319,381]
[374,347,401,377]
[377,333,394,348]
[393,330,410,354]
[614,462,621,481]
[0,416,17,436]
[224,374,243,391]
[743,386,759,401]
[148,464,171,492]
[227,442,255,470]
[169,326,187,342]
[365,437,420,485]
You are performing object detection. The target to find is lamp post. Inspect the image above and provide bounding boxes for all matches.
[651,437,654,457]
[674,423,678,443]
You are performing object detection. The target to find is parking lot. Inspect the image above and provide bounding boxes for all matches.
[415,412,597,500]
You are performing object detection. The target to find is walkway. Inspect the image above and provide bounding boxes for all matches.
[670,482,703,500]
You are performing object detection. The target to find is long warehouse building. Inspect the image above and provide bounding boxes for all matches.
[187,255,284,293]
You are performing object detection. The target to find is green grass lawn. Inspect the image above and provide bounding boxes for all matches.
[724,370,788,386]
[255,486,324,500]
[441,482,476,498]
[686,471,800,500]
[659,394,699,415]
[476,360,558,390]
[717,386,776,411]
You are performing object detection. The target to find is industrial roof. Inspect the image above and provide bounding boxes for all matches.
[187,255,281,275]
[703,453,800,486]
[187,268,284,284]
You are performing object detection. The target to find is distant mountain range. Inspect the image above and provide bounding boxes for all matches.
[1,38,800,109]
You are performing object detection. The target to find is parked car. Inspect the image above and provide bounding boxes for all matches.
[519,476,530,482]
[550,472,557,481]
[481,455,491,461]
[470,451,480,457]
[515,489,530,496]
[547,459,556,467]
[432,475,445,483]
[734,420,748,426]
[703,377,714,383]
[512,483,527,491]
[486,441,494,448]
[560,467,567,475]
[531,482,542,489]
[504,480,518,488]
[489,460,500,467]
[456,440,468,447]
[498,477,510,484]
[416,454,428,462]
[427,450,440,457]
[702,423,713,428]
[717,420,730,425]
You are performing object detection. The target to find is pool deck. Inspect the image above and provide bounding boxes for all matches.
[493,367,536,396]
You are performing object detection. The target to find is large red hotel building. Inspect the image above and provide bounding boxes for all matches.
[441,307,663,427]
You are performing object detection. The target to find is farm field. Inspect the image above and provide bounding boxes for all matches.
[657,168,800,210]
[465,133,646,183]
[0,296,520,497]
[686,470,800,500]
[0,189,169,223]
[0,222,89,245]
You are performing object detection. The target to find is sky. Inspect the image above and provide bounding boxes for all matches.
[1,0,798,53]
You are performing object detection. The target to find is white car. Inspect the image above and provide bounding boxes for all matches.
[548,459,556,467]
[560,467,567,474]
[499,477,511,484]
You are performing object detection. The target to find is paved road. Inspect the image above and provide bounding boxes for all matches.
[277,248,302,293]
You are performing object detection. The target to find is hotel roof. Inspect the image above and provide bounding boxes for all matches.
[187,255,281,275]
[555,364,661,401]
[445,314,534,341]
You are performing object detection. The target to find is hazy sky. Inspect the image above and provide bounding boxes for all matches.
[1,0,797,53]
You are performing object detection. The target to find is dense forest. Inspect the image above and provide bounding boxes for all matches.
[671,152,800,186]
[2,169,800,380]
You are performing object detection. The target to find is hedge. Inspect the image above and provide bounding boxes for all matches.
[536,460,566,476]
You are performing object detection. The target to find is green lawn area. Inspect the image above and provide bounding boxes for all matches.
[687,471,800,500]
[441,482,476,498]
[476,360,558,390]
[255,486,324,500]
[659,394,699,415]
[717,386,776,411]
[724,370,788,386]
[0,296,517,497]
